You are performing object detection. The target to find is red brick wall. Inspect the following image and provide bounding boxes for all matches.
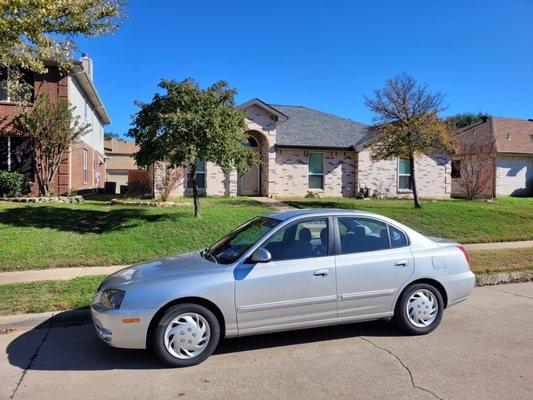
[0,66,104,196]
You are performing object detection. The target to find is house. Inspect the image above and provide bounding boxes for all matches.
[154,98,451,198]
[451,117,533,197]
[0,54,110,196]
[104,138,141,193]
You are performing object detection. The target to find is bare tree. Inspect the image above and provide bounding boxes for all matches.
[453,140,496,199]
[13,93,90,196]
[364,74,456,208]
[154,162,184,201]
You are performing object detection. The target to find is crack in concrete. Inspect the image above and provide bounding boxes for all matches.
[360,337,444,400]
[9,313,54,400]
[486,286,533,300]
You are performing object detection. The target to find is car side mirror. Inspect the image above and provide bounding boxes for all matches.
[251,248,272,263]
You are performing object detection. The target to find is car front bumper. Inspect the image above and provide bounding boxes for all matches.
[90,303,157,349]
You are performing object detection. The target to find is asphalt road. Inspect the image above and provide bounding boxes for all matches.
[1,283,532,400]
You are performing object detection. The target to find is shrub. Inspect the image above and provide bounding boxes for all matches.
[0,171,26,197]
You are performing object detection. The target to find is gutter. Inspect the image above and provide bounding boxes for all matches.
[71,63,111,125]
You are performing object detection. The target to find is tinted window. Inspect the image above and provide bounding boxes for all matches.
[209,217,279,264]
[338,217,390,254]
[263,218,329,261]
[389,226,408,248]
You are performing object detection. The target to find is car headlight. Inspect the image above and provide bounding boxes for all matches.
[100,289,125,309]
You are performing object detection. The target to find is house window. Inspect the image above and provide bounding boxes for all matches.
[398,159,412,190]
[308,152,324,189]
[83,149,88,184]
[0,136,34,179]
[0,67,34,102]
[451,160,461,178]
[187,159,206,189]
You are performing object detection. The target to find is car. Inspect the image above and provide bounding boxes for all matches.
[91,209,475,367]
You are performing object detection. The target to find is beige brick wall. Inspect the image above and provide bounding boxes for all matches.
[357,149,451,198]
[495,154,533,196]
[272,148,357,197]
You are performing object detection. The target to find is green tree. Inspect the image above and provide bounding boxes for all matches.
[128,78,257,217]
[0,0,125,74]
[364,73,456,208]
[104,131,121,140]
[447,112,490,130]
[13,93,90,196]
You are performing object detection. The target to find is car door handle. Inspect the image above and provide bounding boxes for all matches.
[395,260,409,267]
[313,269,329,277]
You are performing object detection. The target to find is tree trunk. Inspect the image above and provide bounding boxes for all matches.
[409,154,421,209]
[190,163,200,217]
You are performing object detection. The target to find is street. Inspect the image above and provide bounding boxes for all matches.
[1,282,532,400]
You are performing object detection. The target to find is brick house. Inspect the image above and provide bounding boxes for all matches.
[104,138,141,193]
[0,54,110,196]
[451,117,533,197]
[154,98,450,198]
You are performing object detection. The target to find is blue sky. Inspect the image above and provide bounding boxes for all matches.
[76,0,533,137]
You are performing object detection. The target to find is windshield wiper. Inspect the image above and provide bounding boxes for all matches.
[202,247,218,263]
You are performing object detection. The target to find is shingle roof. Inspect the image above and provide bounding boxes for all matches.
[269,104,368,150]
[455,117,533,155]
[491,117,533,154]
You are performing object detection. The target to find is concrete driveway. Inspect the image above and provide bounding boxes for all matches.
[1,283,532,400]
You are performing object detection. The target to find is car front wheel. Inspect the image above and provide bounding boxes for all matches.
[153,303,220,367]
[393,283,444,335]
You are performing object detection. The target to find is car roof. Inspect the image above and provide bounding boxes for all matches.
[263,208,376,221]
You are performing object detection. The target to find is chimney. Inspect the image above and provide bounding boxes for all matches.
[80,53,93,81]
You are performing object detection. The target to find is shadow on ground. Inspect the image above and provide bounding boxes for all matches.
[0,206,173,234]
[6,309,404,371]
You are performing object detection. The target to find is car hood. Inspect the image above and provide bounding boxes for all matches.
[100,251,220,289]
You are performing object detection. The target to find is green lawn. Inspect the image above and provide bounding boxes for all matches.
[0,197,274,271]
[283,197,533,244]
[0,275,105,316]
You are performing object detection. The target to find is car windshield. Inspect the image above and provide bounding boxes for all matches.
[204,217,280,264]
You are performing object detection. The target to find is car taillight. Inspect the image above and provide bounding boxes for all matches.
[457,244,470,263]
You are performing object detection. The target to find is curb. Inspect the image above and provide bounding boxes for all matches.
[475,270,533,286]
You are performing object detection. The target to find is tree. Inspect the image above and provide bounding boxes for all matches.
[104,131,121,140]
[453,140,496,199]
[13,93,90,196]
[447,112,490,130]
[128,78,257,217]
[0,0,125,74]
[364,73,456,208]
[154,162,184,202]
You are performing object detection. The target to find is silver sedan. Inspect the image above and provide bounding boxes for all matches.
[91,209,475,367]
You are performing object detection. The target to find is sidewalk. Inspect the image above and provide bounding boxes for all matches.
[0,265,127,285]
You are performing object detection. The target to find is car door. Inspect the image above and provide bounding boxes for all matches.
[334,216,414,318]
[235,217,337,335]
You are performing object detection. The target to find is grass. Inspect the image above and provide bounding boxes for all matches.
[0,275,105,316]
[0,196,274,271]
[469,248,533,274]
[283,196,533,244]
[0,248,531,316]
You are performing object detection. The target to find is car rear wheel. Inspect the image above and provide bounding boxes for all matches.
[153,303,220,367]
[393,283,444,335]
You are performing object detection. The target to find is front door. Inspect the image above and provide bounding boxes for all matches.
[334,216,414,318]
[235,217,337,335]
[241,163,260,196]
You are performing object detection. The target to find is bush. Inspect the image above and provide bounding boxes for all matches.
[0,171,26,197]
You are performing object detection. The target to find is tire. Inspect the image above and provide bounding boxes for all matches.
[153,303,220,367]
[393,283,444,335]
